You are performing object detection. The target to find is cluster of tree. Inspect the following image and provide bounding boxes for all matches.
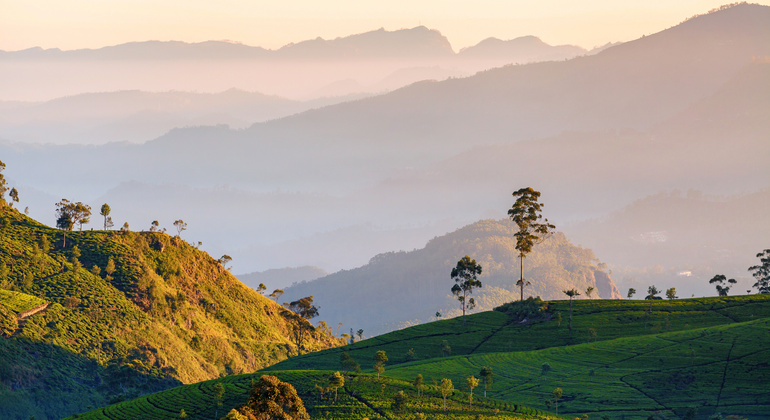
[221,375,310,420]
[622,250,770,300]
[407,366,492,411]
[0,160,20,208]
[708,249,770,296]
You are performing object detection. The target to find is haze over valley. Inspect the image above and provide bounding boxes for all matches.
[2,4,767,301]
[2,2,770,419]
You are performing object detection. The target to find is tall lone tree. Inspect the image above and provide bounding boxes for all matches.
[508,187,555,300]
[709,274,737,296]
[100,203,111,230]
[450,255,483,326]
[173,219,187,237]
[563,288,581,338]
[749,249,770,294]
[285,296,319,355]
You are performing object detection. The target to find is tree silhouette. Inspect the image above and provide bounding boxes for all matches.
[450,255,483,326]
[627,288,636,299]
[8,188,18,207]
[749,250,770,294]
[0,160,8,204]
[285,296,319,355]
[563,288,580,338]
[666,287,678,300]
[709,274,736,296]
[508,187,555,300]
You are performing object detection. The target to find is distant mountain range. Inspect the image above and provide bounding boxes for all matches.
[0,90,369,144]
[0,27,602,102]
[1,3,767,293]
[1,27,588,61]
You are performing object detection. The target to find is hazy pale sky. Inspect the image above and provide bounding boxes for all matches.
[2,0,768,51]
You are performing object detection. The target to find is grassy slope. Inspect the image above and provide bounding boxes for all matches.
[0,206,342,420]
[266,294,770,371]
[66,370,558,420]
[70,295,770,419]
[387,318,770,419]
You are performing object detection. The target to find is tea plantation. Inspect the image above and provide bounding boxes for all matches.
[65,295,770,419]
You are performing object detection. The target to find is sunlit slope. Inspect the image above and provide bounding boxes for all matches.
[0,206,341,420]
[63,370,558,420]
[386,317,770,419]
[265,295,770,372]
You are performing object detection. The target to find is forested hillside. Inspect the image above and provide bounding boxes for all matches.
[0,205,342,420]
[282,219,621,336]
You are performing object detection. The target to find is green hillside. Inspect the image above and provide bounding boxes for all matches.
[266,294,770,371]
[73,295,770,419]
[282,219,622,336]
[65,370,558,420]
[0,206,342,420]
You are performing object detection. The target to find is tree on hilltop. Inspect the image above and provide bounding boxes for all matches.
[100,203,112,230]
[173,219,187,237]
[666,287,678,300]
[627,288,636,299]
[0,160,8,204]
[508,187,555,300]
[563,288,580,338]
[8,188,18,208]
[709,274,736,296]
[450,255,483,326]
[749,249,770,294]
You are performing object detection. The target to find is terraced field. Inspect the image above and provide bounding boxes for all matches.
[65,295,770,419]
[387,318,770,418]
[67,370,556,420]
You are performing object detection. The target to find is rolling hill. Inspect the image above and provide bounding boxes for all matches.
[0,205,342,420]
[65,294,770,419]
[280,218,621,336]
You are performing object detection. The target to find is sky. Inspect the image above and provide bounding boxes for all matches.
[2,1,769,51]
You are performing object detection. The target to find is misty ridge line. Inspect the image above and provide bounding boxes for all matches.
[0,26,607,58]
